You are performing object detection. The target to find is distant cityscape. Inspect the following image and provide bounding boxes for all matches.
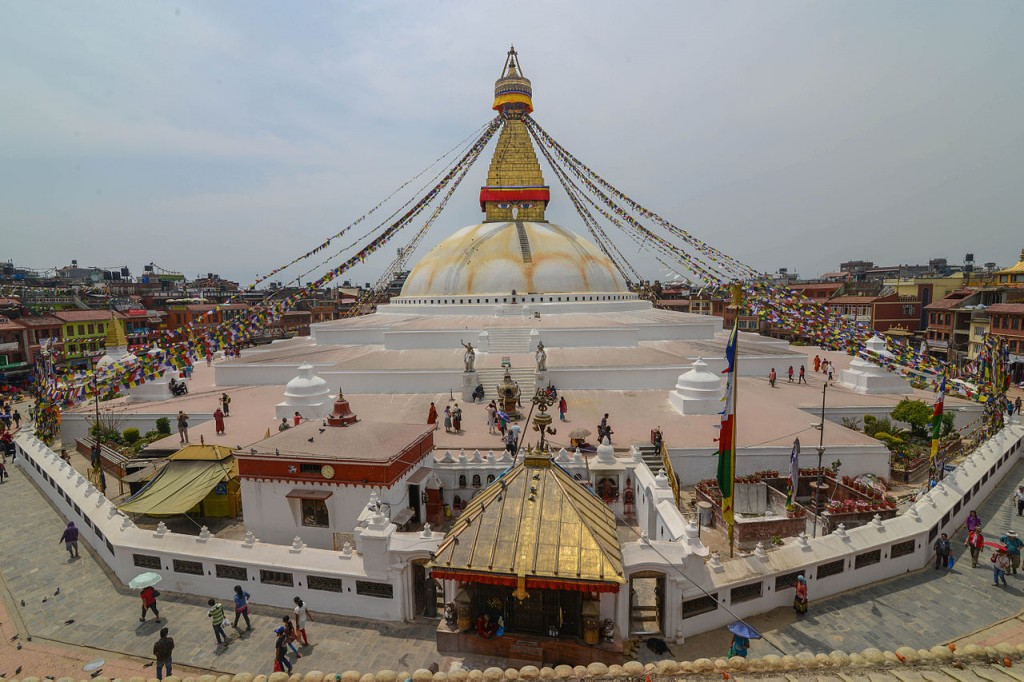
[1,250,1022,384]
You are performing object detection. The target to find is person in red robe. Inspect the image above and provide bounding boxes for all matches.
[476,614,497,639]
[427,402,438,428]
[213,408,225,435]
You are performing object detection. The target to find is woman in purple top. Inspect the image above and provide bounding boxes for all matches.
[966,510,982,532]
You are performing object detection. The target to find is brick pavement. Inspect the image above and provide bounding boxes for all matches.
[3,445,1024,676]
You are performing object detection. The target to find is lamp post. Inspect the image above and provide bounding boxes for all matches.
[811,378,828,538]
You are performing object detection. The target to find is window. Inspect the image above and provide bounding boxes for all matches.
[173,559,204,575]
[472,474,481,488]
[133,554,162,569]
[260,570,294,587]
[941,512,951,527]
[299,464,321,474]
[928,525,939,542]
[730,582,762,604]
[855,550,881,569]
[216,564,248,581]
[87,324,94,334]
[816,559,845,579]
[891,539,916,558]
[77,325,85,336]
[356,580,394,598]
[458,475,467,488]
[682,594,718,619]
[301,498,330,527]
[775,571,803,591]
[308,575,343,592]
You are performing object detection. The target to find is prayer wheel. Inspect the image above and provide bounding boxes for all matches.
[583,617,600,645]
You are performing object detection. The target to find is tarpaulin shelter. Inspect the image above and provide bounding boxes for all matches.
[118,444,240,517]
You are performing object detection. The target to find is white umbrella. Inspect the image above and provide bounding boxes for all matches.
[128,572,163,589]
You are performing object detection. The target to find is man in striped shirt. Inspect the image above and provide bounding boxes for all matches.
[207,599,228,646]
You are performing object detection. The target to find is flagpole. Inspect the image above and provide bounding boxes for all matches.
[728,283,742,558]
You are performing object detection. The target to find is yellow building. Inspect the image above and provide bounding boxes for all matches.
[968,312,991,360]
[883,274,967,300]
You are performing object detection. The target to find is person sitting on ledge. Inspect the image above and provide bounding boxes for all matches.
[476,613,498,639]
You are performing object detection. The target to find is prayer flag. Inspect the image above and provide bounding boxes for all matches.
[787,438,800,510]
[930,374,946,463]
[716,318,739,526]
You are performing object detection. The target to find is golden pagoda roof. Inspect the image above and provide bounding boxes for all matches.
[997,249,1024,275]
[429,449,624,591]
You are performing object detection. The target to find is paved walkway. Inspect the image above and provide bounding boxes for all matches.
[2,443,1024,677]
[672,459,1024,661]
[0,460,441,678]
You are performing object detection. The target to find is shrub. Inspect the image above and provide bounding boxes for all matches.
[155,417,171,435]
[123,427,140,444]
[891,399,932,437]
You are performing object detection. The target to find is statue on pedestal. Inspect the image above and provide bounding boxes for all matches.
[535,341,547,372]
[461,341,476,373]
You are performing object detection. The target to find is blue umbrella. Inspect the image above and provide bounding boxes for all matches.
[496,411,510,421]
[727,621,762,639]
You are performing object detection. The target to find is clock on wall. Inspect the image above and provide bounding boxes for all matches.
[321,464,335,479]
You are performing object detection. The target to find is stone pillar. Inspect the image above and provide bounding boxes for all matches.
[462,370,479,402]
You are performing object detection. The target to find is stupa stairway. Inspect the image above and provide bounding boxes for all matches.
[634,442,663,473]
[473,365,536,401]
[485,327,534,352]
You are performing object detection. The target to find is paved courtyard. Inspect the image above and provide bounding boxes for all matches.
[1,441,1023,677]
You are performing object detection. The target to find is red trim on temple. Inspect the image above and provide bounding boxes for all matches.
[431,569,621,593]
[479,188,551,210]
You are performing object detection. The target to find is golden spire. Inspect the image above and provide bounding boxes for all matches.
[479,48,550,223]
[103,312,127,350]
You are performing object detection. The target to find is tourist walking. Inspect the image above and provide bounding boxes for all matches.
[813,355,821,373]
[232,585,252,630]
[213,408,225,435]
[152,627,174,681]
[933,533,951,570]
[768,368,777,388]
[207,598,228,646]
[177,411,189,444]
[12,409,20,430]
[1016,397,1022,416]
[993,549,1010,586]
[486,403,497,435]
[1014,485,1024,516]
[221,393,231,417]
[427,402,438,428]
[828,364,835,381]
[966,510,982,533]
[443,406,452,433]
[274,627,293,673]
[728,633,749,658]
[966,528,984,568]
[793,575,808,616]
[280,616,302,657]
[58,521,80,559]
[559,396,567,421]
[293,411,302,427]
[798,365,806,384]
[1001,530,1024,574]
[0,460,7,483]
[140,585,161,623]
[293,596,312,646]
[452,404,462,433]
[206,351,213,367]
[787,366,794,383]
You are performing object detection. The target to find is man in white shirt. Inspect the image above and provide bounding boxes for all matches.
[1013,485,1024,516]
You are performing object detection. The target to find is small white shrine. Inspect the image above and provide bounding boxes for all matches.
[669,357,723,415]
[275,363,334,419]
[840,335,912,395]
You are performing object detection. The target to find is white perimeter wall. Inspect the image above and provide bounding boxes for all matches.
[13,435,434,622]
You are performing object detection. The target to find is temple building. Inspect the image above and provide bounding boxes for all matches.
[46,48,992,658]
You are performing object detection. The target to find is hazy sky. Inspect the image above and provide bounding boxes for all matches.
[2,2,1022,286]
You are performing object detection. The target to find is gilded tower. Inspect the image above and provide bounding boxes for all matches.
[479,47,551,223]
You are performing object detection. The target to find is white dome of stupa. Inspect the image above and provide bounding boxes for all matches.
[399,221,629,297]
[669,357,723,415]
[276,364,333,419]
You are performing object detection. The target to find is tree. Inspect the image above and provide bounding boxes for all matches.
[891,399,933,438]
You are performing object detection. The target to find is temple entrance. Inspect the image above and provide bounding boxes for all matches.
[474,585,583,638]
[408,484,422,526]
[411,560,442,618]
[629,572,665,635]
